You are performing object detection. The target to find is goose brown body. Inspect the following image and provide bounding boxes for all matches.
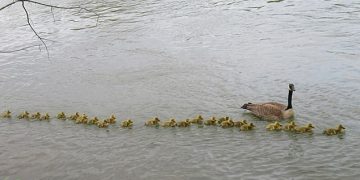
[241,84,295,121]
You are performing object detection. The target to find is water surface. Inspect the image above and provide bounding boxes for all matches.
[1,0,360,179]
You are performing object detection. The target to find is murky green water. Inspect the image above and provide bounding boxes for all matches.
[1,0,360,179]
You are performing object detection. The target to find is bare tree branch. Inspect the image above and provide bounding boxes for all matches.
[0,0,100,56]
[21,1,49,58]
[0,1,17,11]
[24,0,100,25]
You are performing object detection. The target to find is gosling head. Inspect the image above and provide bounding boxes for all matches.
[307,123,315,128]
[289,84,296,91]
[338,124,345,130]
[249,123,255,127]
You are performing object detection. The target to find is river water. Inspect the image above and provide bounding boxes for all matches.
[0,0,360,179]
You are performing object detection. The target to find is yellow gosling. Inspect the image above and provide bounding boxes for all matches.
[82,116,88,124]
[145,117,161,126]
[240,123,255,131]
[69,112,80,121]
[162,119,177,127]
[75,114,88,124]
[217,116,230,125]
[75,117,82,124]
[234,120,248,128]
[323,124,345,136]
[57,112,66,120]
[30,112,41,120]
[1,110,11,118]
[88,117,100,125]
[17,111,30,119]
[190,115,203,124]
[109,115,116,124]
[283,121,297,131]
[178,119,191,127]
[221,119,235,128]
[266,121,282,131]
[97,120,109,128]
[105,114,116,124]
[295,123,315,133]
[121,119,133,128]
[204,117,217,126]
[40,113,50,121]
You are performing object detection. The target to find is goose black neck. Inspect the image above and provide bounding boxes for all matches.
[286,90,293,110]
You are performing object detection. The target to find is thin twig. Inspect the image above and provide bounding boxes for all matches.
[50,6,55,22]
[21,1,49,58]
[0,0,100,57]
[0,1,17,11]
[0,44,40,53]
[25,0,100,25]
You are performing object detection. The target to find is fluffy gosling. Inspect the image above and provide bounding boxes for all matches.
[240,123,255,131]
[217,116,230,125]
[88,117,100,125]
[266,121,282,131]
[57,112,66,120]
[145,117,161,126]
[105,114,116,124]
[40,113,50,121]
[17,111,30,119]
[323,124,345,136]
[1,110,11,118]
[283,121,297,131]
[121,119,133,128]
[177,119,191,127]
[69,112,80,121]
[30,112,41,120]
[190,115,203,124]
[295,123,315,133]
[220,119,234,128]
[204,117,217,126]
[162,119,177,127]
[234,120,248,128]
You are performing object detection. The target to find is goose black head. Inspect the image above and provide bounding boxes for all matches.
[289,84,295,91]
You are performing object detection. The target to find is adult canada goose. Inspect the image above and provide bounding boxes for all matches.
[241,84,295,121]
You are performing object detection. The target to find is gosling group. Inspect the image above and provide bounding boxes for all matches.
[0,110,345,136]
